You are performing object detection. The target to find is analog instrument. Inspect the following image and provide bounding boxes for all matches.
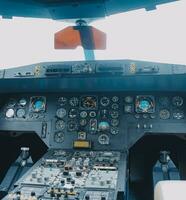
[172,96,183,107]
[112,103,119,110]
[100,97,110,107]
[80,96,97,110]
[16,108,26,118]
[112,96,119,102]
[110,127,119,135]
[111,119,119,127]
[30,97,46,112]
[98,134,110,145]
[55,120,65,130]
[173,110,184,119]
[110,110,119,119]
[56,108,67,119]
[124,96,133,103]
[69,109,78,118]
[159,109,170,120]
[159,97,170,107]
[68,120,78,132]
[8,99,16,107]
[58,97,67,106]
[54,132,64,143]
[5,108,15,118]
[19,98,27,106]
[69,97,79,107]
[135,96,155,113]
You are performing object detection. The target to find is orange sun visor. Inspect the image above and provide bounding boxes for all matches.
[54,26,106,50]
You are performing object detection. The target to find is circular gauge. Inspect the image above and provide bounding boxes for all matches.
[81,96,97,110]
[8,99,16,107]
[112,96,119,103]
[98,121,110,131]
[56,120,65,130]
[16,108,26,118]
[124,105,133,113]
[68,121,78,132]
[136,96,155,113]
[124,96,133,103]
[172,96,183,107]
[56,108,67,119]
[19,98,27,106]
[58,97,67,106]
[110,110,119,119]
[112,103,119,110]
[100,97,110,107]
[111,119,119,127]
[89,111,96,118]
[80,111,88,118]
[80,119,87,126]
[54,132,64,143]
[98,134,110,145]
[5,108,14,118]
[159,97,170,107]
[69,97,79,107]
[173,110,184,119]
[159,109,170,120]
[69,109,78,118]
[110,127,119,135]
[31,97,46,112]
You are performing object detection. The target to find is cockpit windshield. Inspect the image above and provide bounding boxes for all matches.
[0,0,186,69]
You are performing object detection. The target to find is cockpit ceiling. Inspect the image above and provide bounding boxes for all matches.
[0,0,178,20]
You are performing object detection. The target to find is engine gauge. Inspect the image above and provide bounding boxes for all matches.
[173,110,184,119]
[124,96,133,103]
[8,99,16,107]
[111,119,119,127]
[16,108,26,118]
[80,96,97,110]
[110,110,119,119]
[135,96,155,113]
[159,109,170,120]
[19,98,27,106]
[56,108,67,119]
[54,132,64,143]
[68,120,78,132]
[55,120,65,130]
[110,127,119,135]
[69,97,79,107]
[159,97,170,107]
[172,96,183,107]
[69,109,78,118]
[98,134,110,145]
[30,97,46,112]
[100,97,110,107]
[58,97,67,106]
[5,108,15,118]
[112,96,119,102]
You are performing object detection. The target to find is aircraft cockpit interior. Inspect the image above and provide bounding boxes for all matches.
[0,0,186,200]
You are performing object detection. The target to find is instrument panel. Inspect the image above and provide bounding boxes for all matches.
[0,93,185,150]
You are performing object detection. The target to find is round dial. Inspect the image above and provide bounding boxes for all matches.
[172,96,183,107]
[98,134,110,145]
[69,97,79,107]
[112,96,119,103]
[110,127,119,135]
[6,108,15,118]
[56,108,67,119]
[112,103,119,110]
[8,99,16,107]
[58,97,67,106]
[68,121,78,132]
[111,119,119,127]
[80,111,88,118]
[100,97,110,107]
[136,96,155,113]
[54,132,64,143]
[81,96,97,110]
[173,110,184,119]
[124,96,133,103]
[110,110,119,119]
[19,98,27,106]
[55,120,65,130]
[69,109,78,118]
[16,108,26,118]
[159,109,170,120]
[31,97,46,112]
[159,97,170,107]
